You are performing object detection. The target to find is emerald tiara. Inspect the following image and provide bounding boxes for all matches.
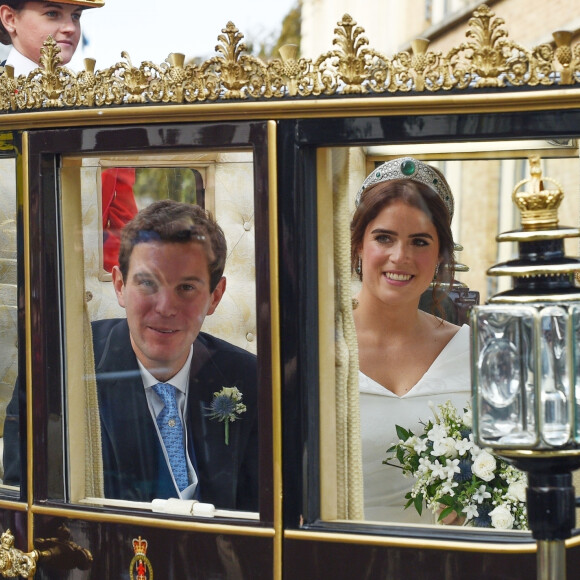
[355,157,454,220]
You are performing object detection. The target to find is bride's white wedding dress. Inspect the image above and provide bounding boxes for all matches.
[359,324,472,524]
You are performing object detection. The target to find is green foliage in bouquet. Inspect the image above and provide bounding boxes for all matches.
[384,401,528,529]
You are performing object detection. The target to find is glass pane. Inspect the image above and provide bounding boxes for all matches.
[0,156,18,493]
[322,142,580,532]
[539,306,572,447]
[572,305,580,443]
[473,305,538,448]
[61,152,259,518]
[101,167,205,274]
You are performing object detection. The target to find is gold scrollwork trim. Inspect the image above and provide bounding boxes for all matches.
[0,87,579,131]
[0,5,579,112]
[0,529,38,578]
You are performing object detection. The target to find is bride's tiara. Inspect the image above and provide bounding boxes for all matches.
[355,157,454,220]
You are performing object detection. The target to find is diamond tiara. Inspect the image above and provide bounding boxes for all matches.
[355,157,454,220]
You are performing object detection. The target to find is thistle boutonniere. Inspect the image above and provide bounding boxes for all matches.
[206,386,246,445]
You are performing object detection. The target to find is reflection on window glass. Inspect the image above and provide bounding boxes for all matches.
[62,153,259,516]
[101,167,204,273]
[321,143,579,530]
[0,157,18,490]
[133,167,204,206]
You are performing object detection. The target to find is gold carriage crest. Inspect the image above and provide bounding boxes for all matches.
[130,536,153,580]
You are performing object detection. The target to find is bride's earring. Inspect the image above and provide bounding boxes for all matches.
[356,257,362,276]
[433,263,439,281]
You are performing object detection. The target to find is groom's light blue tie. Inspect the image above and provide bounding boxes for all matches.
[153,382,189,491]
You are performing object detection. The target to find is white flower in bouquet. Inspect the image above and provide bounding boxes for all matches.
[507,481,527,503]
[455,435,474,455]
[472,485,491,504]
[462,407,473,428]
[384,400,528,529]
[432,436,459,458]
[472,450,497,482]
[413,437,429,454]
[427,423,447,442]
[489,505,515,530]
[431,459,448,480]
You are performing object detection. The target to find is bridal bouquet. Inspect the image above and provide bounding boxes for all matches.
[384,400,528,529]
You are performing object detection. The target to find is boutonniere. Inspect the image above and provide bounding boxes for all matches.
[206,386,247,445]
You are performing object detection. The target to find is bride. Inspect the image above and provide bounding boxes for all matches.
[351,157,471,524]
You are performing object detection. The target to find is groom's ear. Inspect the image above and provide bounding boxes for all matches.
[112,266,127,308]
[207,276,226,315]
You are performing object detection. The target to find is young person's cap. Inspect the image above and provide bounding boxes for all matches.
[54,0,104,7]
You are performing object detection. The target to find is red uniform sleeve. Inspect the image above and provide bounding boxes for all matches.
[102,167,138,272]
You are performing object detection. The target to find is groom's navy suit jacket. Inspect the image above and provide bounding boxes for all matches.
[3,318,259,512]
[94,318,259,511]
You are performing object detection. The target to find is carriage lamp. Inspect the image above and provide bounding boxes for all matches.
[471,156,580,580]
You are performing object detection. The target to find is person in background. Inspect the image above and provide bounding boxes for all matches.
[351,157,471,523]
[0,0,103,76]
[102,167,138,272]
[0,2,134,275]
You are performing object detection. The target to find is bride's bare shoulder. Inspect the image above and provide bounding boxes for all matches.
[423,312,462,342]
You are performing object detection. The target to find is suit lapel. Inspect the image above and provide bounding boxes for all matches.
[187,336,242,506]
[96,319,173,500]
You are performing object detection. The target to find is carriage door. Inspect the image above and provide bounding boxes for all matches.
[0,121,277,579]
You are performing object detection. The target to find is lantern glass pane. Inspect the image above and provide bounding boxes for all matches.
[571,305,580,443]
[472,305,538,448]
[539,306,571,447]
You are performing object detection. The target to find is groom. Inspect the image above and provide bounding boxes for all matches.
[95,199,258,511]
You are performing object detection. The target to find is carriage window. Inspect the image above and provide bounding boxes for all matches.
[60,152,259,517]
[319,141,580,531]
[0,156,18,493]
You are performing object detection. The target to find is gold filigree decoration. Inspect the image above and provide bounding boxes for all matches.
[204,21,270,100]
[312,14,383,95]
[0,529,38,578]
[552,30,580,85]
[0,5,579,112]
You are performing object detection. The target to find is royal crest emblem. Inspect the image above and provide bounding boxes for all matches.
[130,536,153,580]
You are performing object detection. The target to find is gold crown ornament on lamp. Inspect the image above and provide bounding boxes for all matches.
[486,156,580,301]
[511,155,564,230]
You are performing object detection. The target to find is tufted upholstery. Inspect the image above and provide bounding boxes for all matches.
[202,152,257,353]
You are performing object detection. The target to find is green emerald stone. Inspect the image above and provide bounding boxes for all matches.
[401,160,415,176]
